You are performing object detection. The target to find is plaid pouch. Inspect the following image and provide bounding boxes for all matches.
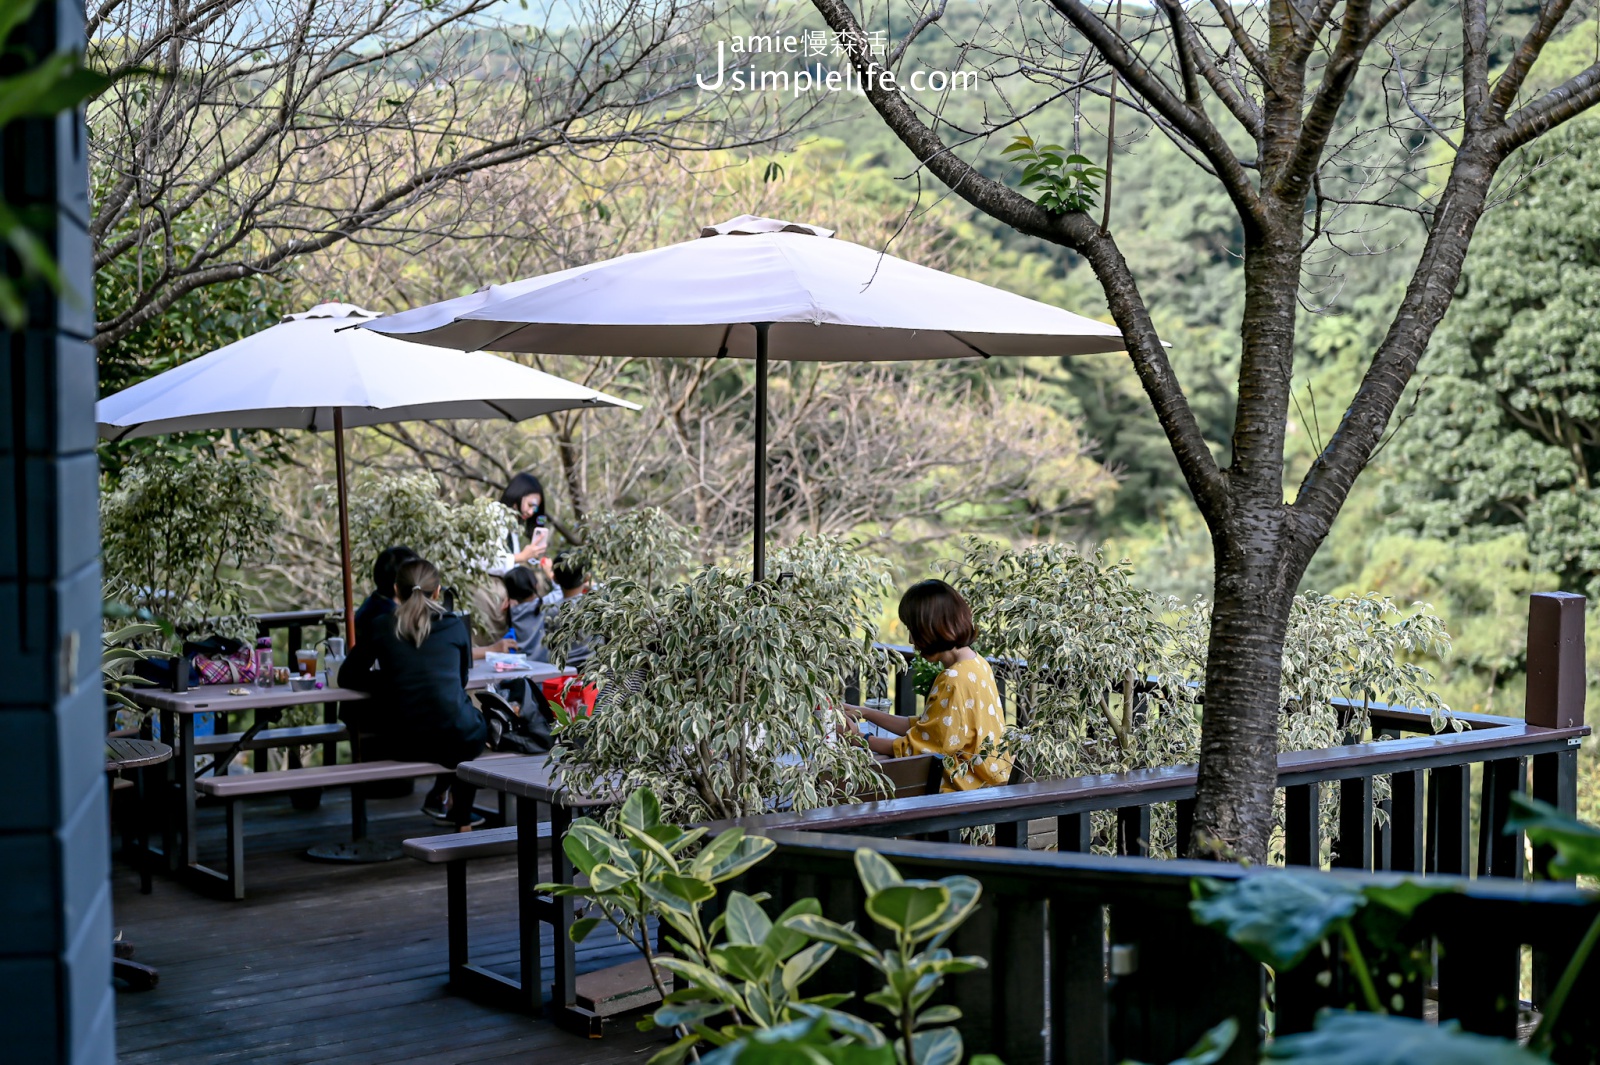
[193,652,257,686]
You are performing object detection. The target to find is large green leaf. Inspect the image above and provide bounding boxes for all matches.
[854,848,904,895]
[784,914,879,963]
[1264,1013,1544,1063]
[767,898,821,960]
[710,943,779,985]
[0,51,116,130]
[1360,880,1457,919]
[1508,793,1600,879]
[656,872,718,905]
[694,831,778,882]
[865,884,950,936]
[619,820,680,871]
[922,876,983,943]
[725,891,774,946]
[589,863,635,893]
[621,787,663,833]
[791,1003,887,1047]
[1189,873,1363,970]
[655,957,747,1004]
[563,832,604,878]
[781,940,836,994]
[910,1026,963,1065]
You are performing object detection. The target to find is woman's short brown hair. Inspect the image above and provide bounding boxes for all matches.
[898,579,976,656]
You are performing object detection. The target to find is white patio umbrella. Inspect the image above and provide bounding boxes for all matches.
[97,303,639,639]
[367,215,1131,578]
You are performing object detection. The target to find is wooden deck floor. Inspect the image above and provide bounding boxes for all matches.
[112,786,665,1064]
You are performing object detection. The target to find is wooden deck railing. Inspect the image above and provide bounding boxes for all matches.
[731,829,1600,1065]
[734,593,1590,879]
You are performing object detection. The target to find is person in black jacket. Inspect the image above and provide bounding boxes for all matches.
[353,545,419,645]
[338,558,488,830]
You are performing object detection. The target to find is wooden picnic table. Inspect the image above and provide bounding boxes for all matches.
[453,755,614,1029]
[453,747,940,1032]
[132,661,571,878]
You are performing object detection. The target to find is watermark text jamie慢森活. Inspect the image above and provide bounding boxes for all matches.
[696,30,979,96]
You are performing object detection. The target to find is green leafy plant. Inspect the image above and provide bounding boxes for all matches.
[1264,1012,1543,1064]
[101,452,280,640]
[347,471,515,596]
[548,537,898,822]
[1193,799,1600,1061]
[1002,137,1106,214]
[538,787,780,1047]
[1190,872,1452,1015]
[101,601,173,728]
[1124,1018,1240,1065]
[943,538,1452,858]
[568,506,693,596]
[0,0,118,326]
[697,1016,897,1065]
[785,849,987,1065]
[1508,793,1600,1055]
[546,789,991,1065]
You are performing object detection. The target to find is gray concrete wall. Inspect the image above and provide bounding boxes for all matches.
[0,0,116,1060]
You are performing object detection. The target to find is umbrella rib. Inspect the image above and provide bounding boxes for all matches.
[714,323,734,359]
[951,334,995,359]
[485,400,519,422]
[471,323,526,353]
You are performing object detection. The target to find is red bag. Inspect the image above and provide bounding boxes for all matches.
[193,652,258,686]
[541,676,597,718]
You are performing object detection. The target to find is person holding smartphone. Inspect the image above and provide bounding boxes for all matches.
[499,471,554,568]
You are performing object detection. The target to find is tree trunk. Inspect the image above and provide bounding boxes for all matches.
[1191,504,1316,863]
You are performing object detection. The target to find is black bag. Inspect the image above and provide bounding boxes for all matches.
[474,690,553,754]
[130,633,246,689]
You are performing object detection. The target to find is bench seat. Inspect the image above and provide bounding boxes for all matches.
[403,821,555,1011]
[402,823,542,863]
[194,753,519,898]
[192,723,347,757]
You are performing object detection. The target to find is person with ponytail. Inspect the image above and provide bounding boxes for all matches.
[338,559,489,829]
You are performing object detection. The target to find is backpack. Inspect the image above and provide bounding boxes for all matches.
[473,689,553,754]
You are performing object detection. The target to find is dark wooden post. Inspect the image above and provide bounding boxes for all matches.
[1526,593,1585,871]
[0,0,115,1059]
[1524,593,1586,1012]
[1334,776,1375,871]
[1284,782,1320,867]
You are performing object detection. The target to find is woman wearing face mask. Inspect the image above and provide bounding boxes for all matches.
[499,471,554,568]
[337,558,488,830]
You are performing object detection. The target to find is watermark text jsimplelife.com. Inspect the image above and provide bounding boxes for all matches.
[696,31,979,95]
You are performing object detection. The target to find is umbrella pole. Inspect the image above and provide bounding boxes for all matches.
[334,409,356,645]
[753,322,770,581]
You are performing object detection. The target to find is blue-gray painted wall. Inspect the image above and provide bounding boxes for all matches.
[0,0,116,1060]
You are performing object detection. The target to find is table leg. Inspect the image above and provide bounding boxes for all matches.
[550,802,576,1012]
[135,766,152,895]
[159,709,179,872]
[180,713,198,865]
[517,794,543,1013]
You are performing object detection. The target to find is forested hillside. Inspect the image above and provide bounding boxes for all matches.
[89,0,1600,765]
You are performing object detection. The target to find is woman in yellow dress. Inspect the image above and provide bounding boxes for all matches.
[847,579,1012,792]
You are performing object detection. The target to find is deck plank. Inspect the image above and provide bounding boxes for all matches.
[113,787,664,1064]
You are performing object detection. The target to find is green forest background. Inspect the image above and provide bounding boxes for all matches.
[95,0,1600,813]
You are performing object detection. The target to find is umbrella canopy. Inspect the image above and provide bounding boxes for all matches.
[370,215,1126,361]
[98,302,637,440]
[98,302,639,637]
[366,216,1131,577]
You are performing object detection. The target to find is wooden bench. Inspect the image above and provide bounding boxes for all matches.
[403,823,548,1007]
[195,755,516,899]
[404,823,665,1022]
[192,722,347,759]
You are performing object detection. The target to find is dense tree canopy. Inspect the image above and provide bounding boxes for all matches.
[1389,120,1600,598]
